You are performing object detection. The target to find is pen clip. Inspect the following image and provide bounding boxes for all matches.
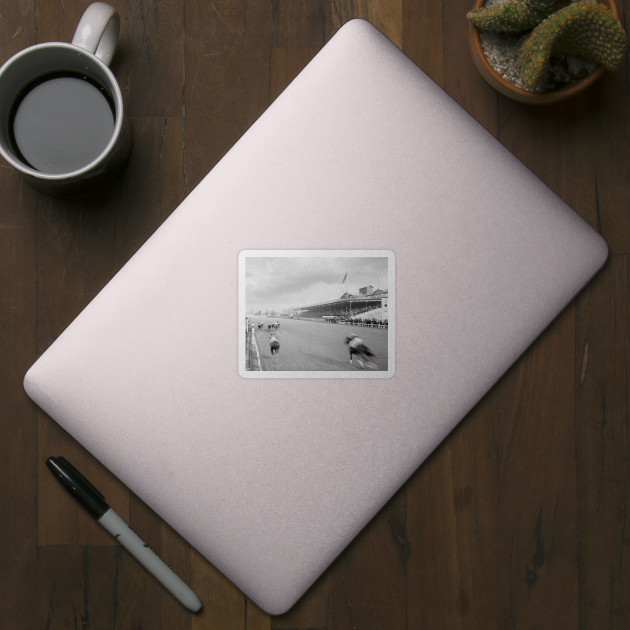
[54,456,106,501]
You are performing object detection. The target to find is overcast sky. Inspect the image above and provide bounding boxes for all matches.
[245,255,389,313]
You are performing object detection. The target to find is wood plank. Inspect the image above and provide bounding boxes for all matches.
[112,116,185,270]
[0,128,38,630]
[402,0,444,88]
[331,0,402,49]
[407,392,499,629]
[40,474,197,629]
[271,573,332,629]
[492,69,617,630]
[36,545,119,630]
[494,62,630,257]
[184,0,272,192]
[443,0,497,131]
[0,0,36,56]
[109,494,193,629]
[492,36,626,628]
[37,416,129,546]
[497,305,578,628]
[190,548,248,630]
[496,97,597,223]
[159,117,187,220]
[271,0,332,46]
[36,0,123,45]
[33,187,121,355]
[0,5,39,629]
[270,47,321,103]
[126,0,184,117]
[575,255,630,629]
[330,486,407,630]
[582,72,630,254]
[247,599,272,630]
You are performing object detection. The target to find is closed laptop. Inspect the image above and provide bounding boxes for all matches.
[24,19,608,614]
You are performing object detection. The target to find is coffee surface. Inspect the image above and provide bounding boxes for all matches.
[12,74,115,174]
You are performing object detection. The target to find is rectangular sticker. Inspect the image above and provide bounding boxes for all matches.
[238,250,395,378]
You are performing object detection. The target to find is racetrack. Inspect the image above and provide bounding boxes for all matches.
[251,317,389,372]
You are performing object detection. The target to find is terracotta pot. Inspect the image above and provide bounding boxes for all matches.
[468,0,619,103]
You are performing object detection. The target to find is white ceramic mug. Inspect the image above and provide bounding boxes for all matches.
[0,2,131,197]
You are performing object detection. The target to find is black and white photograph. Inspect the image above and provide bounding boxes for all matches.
[238,251,394,378]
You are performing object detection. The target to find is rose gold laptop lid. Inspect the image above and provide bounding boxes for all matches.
[24,19,607,614]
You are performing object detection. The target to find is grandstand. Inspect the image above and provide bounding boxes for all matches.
[294,289,388,321]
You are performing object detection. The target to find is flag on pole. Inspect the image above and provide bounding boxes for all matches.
[341,272,347,284]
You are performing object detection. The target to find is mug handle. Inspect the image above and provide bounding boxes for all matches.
[71,2,120,67]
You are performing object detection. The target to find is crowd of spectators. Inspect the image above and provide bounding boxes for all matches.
[344,317,388,328]
[301,307,388,327]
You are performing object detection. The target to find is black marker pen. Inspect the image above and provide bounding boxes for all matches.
[46,456,202,612]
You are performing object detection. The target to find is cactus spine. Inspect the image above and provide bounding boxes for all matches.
[467,0,568,33]
[516,1,627,85]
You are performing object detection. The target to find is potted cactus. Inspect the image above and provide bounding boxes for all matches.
[467,0,627,102]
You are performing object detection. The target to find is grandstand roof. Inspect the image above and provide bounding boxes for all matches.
[300,290,388,310]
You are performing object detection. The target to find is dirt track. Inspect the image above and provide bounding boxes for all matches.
[252,317,389,372]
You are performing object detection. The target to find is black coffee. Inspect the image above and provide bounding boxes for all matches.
[10,73,115,174]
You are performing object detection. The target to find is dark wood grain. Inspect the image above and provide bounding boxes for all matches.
[332,0,402,47]
[443,0,498,131]
[190,550,248,630]
[0,141,38,630]
[270,47,321,102]
[497,305,579,628]
[37,416,129,546]
[583,72,630,254]
[495,72,630,258]
[271,0,331,46]
[36,545,119,630]
[0,5,39,629]
[496,97,598,225]
[271,573,332,629]
[112,115,185,270]
[114,495,192,629]
[403,0,444,87]
[576,256,630,629]
[331,486,408,630]
[125,0,184,117]
[407,393,499,629]
[1,0,629,627]
[184,0,271,192]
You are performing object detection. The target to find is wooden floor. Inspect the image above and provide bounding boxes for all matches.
[1,0,629,628]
